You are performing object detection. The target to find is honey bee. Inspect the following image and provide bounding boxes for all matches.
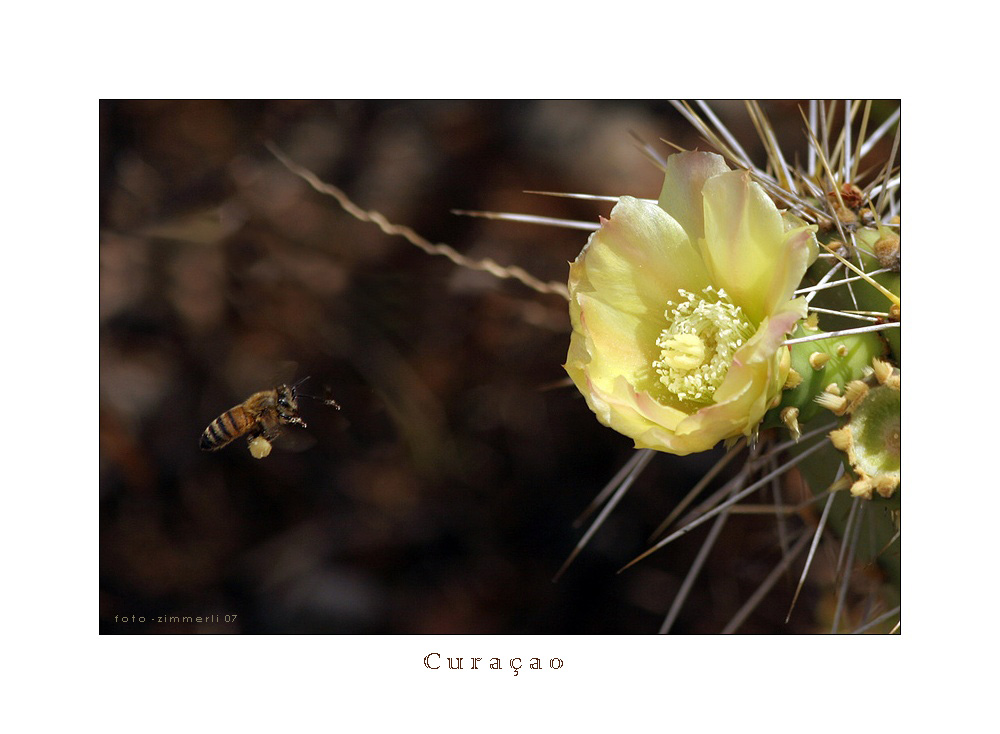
[200,381,308,455]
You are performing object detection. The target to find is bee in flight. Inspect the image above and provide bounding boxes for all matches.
[200,379,312,459]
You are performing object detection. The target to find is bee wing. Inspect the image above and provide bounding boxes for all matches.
[271,425,317,453]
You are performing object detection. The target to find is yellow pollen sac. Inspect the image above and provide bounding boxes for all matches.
[248,436,273,459]
[659,333,706,370]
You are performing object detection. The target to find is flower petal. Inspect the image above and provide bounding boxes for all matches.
[759,221,818,317]
[700,169,789,324]
[730,296,807,371]
[571,196,711,320]
[571,291,660,386]
[657,151,732,242]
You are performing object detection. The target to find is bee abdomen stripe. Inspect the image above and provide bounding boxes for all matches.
[222,410,241,436]
[209,420,227,442]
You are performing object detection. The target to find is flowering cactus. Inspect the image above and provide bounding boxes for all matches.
[555,102,900,632]
[564,152,818,455]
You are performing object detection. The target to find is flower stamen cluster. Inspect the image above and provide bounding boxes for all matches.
[653,286,753,404]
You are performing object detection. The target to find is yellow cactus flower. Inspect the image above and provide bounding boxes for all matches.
[564,151,818,455]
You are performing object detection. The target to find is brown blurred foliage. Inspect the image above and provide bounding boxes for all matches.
[100,100,832,633]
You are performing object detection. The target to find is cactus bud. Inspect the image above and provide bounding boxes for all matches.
[825,358,901,499]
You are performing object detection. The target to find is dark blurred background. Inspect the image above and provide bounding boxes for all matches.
[100,100,856,634]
